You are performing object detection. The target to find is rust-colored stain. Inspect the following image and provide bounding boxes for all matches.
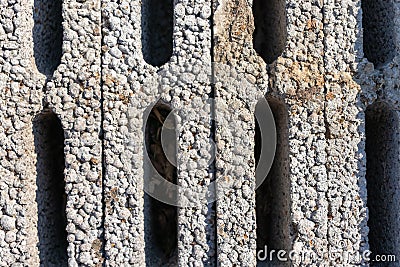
[306,19,319,31]
[90,157,99,165]
[287,61,325,101]
[326,91,335,100]
[104,74,122,87]
[214,0,255,63]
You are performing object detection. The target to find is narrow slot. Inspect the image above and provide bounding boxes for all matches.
[33,0,63,76]
[365,102,399,264]
[141,0,173,67]
[255,98,290,266]
[144,102,177,266]
[362,0,395,67]
[33,110,67,265]
[252,0,287,64]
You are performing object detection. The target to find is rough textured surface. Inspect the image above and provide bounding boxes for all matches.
[213,0,267,265]
[0,0,103,266]
[324,0,369,265]
[102,0,214,266]
[0,0,400,266]
[259,0,327,265]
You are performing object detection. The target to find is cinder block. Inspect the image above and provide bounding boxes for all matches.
[0,0,399,266]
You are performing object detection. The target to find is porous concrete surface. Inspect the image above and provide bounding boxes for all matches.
[0,0,103,266]
[102,0,214,266]
[44,0,104,265]
[324,1,399,266]
[324,0,369,264]
[262,0,328,265]
[213,0,267,265]
[0,0,400,266]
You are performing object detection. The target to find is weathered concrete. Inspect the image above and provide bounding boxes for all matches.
[0,0,399,266]
[0,0,103,265]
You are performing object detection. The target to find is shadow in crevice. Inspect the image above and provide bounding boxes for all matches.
[33,0,63,77]
[255,97,290,266]
[33,110,67,266]
[252,0,287,64]
[365,101,400,266]
[144,102,178,266]
[361,0,395,68]
[141,0,173,67]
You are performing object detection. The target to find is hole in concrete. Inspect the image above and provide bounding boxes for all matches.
[255,98,290,266]
[144,102,177,265]
[362,0,395,67]
[365,102,400,263]
[33,0,63,76]
[253,0,287,64]
[33,110,67,266]
[141,0,173,67]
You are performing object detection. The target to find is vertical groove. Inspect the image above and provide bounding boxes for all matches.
[144,103,178,266]
[255,98,290,266]
[33,0,63,76]
[362,0,395,67]
[100,8,106,266]
[33,110,67,266]
[141,0,174,67]
[365,102,400,264]
[252,0,287,64]
[210,0,218,265]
